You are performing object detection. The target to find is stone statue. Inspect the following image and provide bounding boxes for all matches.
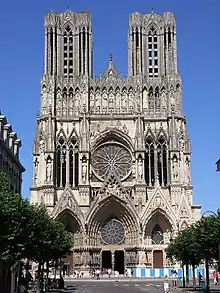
[75,92,80,112]
[161,91,167,108]
[155,91,160,109]
[46,158,52,182]
[172,157,179,180]
[48,86,53,106]
[138,157,143,180]
[34,159,38,182]
[170,89,175,107]
[39,139,45,153]
[41,86,47,108]
[56,89,62,116]
[149,91,154,109]
[82,158,87,183]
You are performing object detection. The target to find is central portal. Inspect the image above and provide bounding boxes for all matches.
[102,251,112,270]
[114,250,124,274]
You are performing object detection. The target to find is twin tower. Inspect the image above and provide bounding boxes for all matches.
[44,10,177,79]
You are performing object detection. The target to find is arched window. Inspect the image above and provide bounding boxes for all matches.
[145,137,155,186]
[56,137,66,187]
[148,86,154,110]
[151,224,164,245]
[69,137,79,187]
[148,26,158,77]
[63,25,73,78]
[157,137,167,186]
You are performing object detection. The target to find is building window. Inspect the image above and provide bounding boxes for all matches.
[148,26,159,77]
[151,224,164,245]
[69,138,79,188]
[101,218,125,245]
[145,136,168,187]
[63,26,73,78]
[56,136,79,188]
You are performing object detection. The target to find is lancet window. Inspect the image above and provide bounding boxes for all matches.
[63,26,73,78]
[145,136,168,186]
[148,26,158,77]
[69,138,79,187]
[157,137,168,186]
[56,136,79,188]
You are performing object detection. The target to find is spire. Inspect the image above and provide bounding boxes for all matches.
[135,115,144,150]
[103,54,120,78]
[151,8,154,14]
[170,106,177,150]
[109,53,113,63]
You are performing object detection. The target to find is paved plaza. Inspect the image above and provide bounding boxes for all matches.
[65,279,165,293]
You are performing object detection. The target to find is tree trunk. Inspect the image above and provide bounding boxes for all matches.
[192,264,196,289]
[182,265,186,288]
[46,261,49,292]
[36,263,41,293]
[186,264,189,287]
[205,258,210,293]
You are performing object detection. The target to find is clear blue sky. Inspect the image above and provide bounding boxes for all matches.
[0,0,219,213]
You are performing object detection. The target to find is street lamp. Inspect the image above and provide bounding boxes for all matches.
[215,159,220,172]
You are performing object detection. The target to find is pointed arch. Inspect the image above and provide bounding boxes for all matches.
[91,127,134,152]
[146,23,159,35]
[86,192,140,246]
[108,86,114,93]
[156,130,168,186]
[95,86,100,93]
[115,86,120,93]
[142,187,178,232]
[122,86,127,94]
[56,128,67,142]
[144,209,172,246]
[53,189,85,247]
[68,134,79,188]
[145,130,155,186]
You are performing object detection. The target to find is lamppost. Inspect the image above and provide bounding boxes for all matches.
[201,211,220,293]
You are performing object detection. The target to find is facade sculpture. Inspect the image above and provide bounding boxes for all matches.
[30,9,201,275]
[0,110,25,193]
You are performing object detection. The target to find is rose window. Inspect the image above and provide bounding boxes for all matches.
[101,218,125,245]
[92,142,132,181]
[151,224,164,245]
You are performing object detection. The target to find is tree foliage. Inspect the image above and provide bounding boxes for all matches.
[166,214,220,267]
[0,172,72,266]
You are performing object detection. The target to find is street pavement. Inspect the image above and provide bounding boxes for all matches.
[64,279,166,293]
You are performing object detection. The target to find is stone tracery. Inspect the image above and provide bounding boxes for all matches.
[92,142,132,181]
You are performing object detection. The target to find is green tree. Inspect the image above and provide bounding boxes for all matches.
[0,173,33,293]
[0,173,72,293]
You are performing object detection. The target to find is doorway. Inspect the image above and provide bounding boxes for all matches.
[114,250,124,274]
[102,251,112,270]
[153,250,163,268]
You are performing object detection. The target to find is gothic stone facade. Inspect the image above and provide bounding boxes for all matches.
[30,10,201,272]
[0,110,25,193]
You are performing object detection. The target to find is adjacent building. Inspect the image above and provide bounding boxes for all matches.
[0,110,25,193]
[30,9,201,276]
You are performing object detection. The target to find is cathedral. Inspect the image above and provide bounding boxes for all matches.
[30,9,201,277]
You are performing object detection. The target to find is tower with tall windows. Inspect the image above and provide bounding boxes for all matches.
[30,9,201,277]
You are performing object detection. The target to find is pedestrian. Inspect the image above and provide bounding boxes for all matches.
[213,271,219,285]
[198,272,203,287]
[164,275,170,293]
